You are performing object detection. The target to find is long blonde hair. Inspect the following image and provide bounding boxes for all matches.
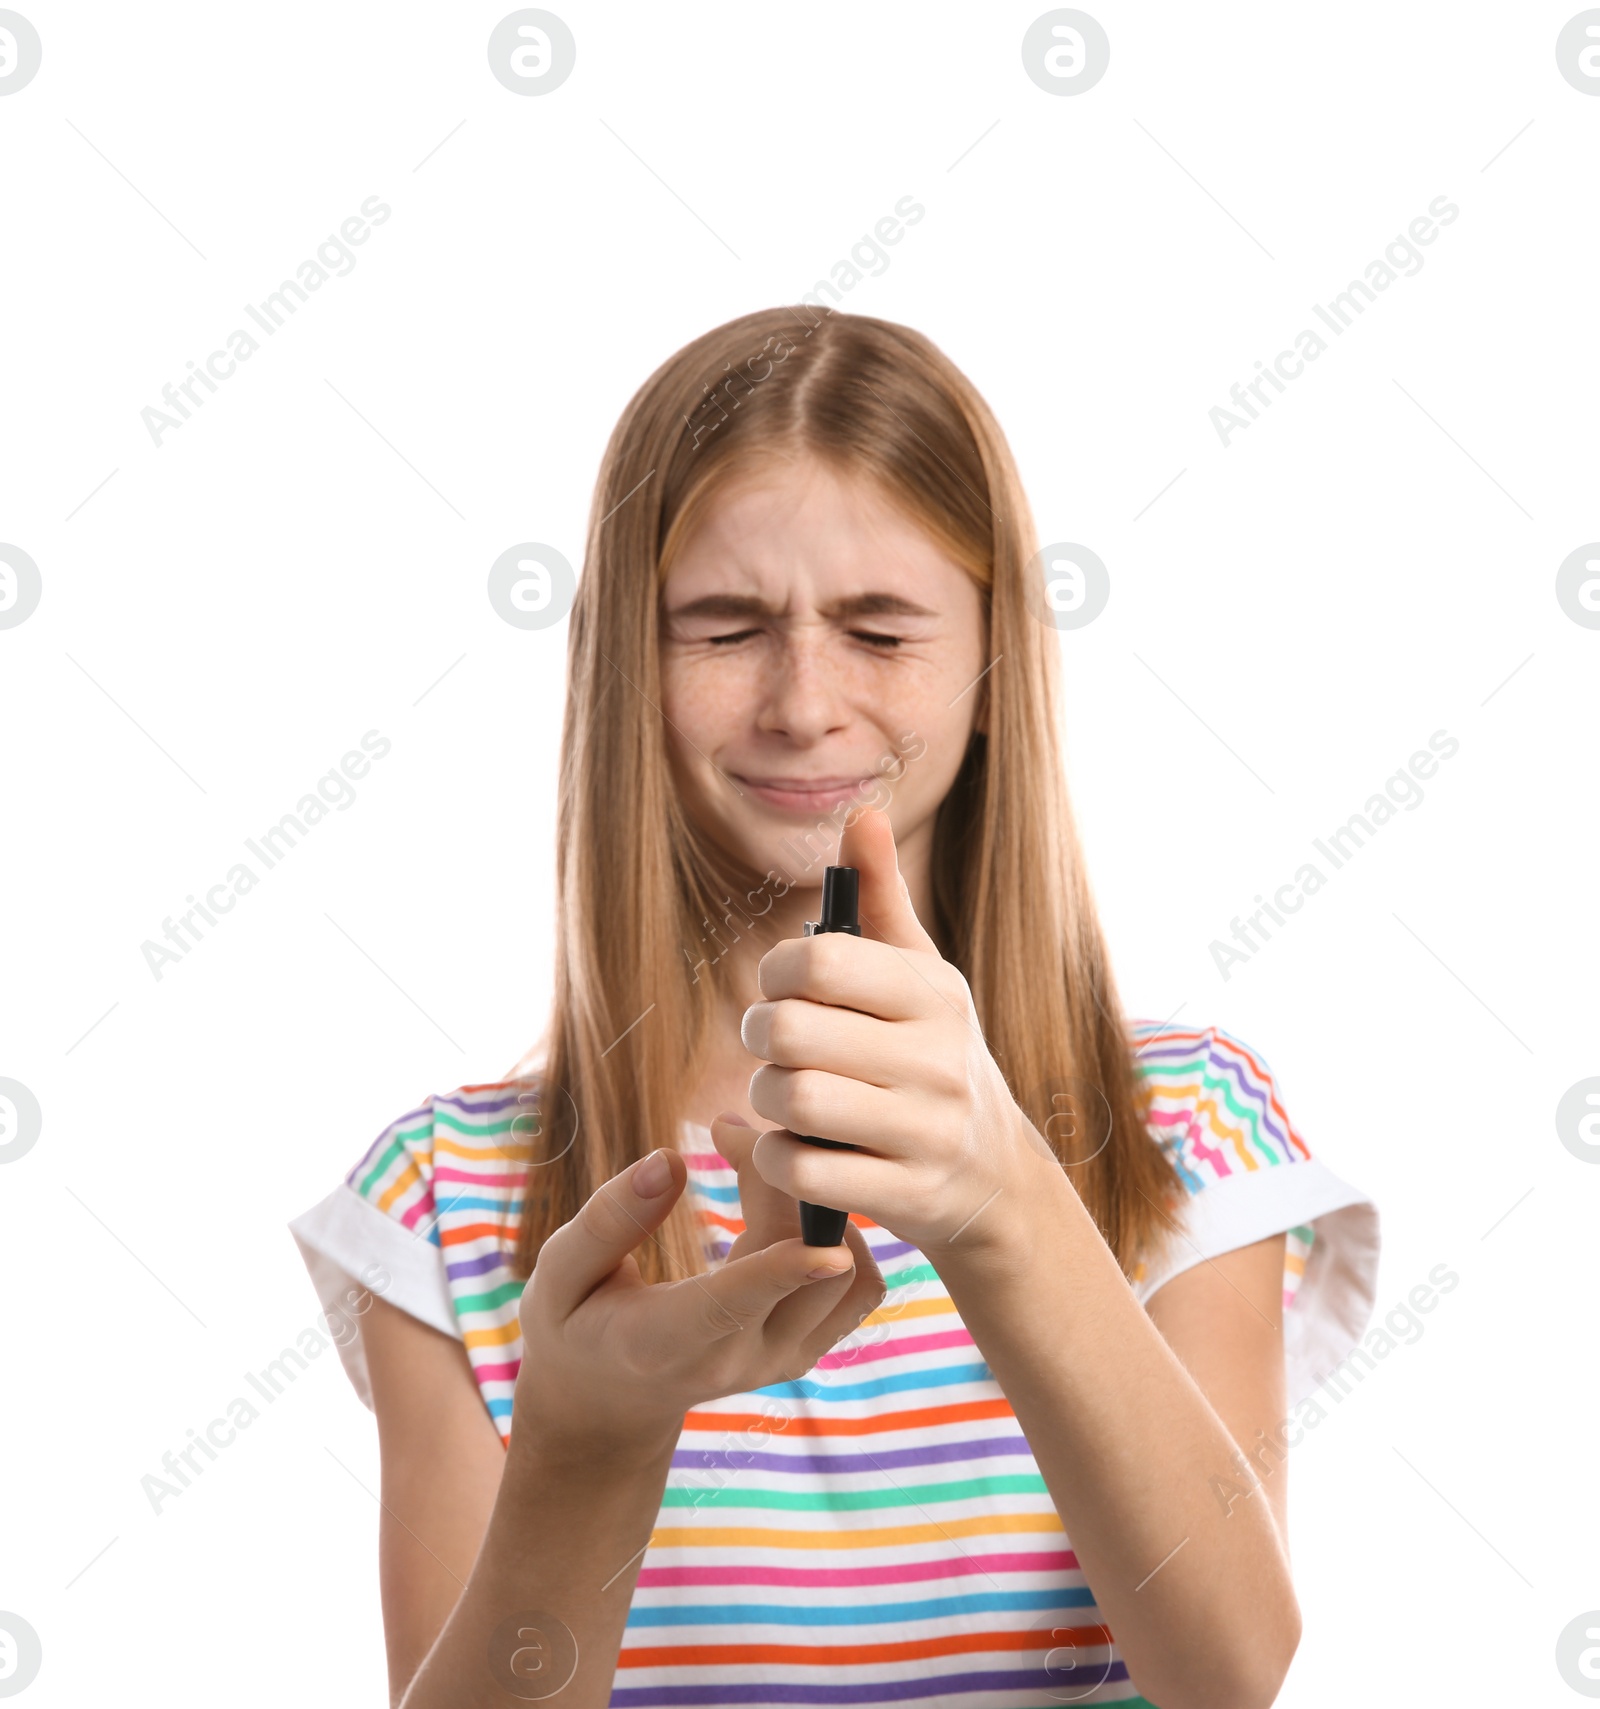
[507,305,1184,1285]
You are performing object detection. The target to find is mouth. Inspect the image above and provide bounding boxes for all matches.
[732,774,873,813]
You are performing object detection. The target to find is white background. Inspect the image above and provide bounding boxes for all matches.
[2,2,1597,1704]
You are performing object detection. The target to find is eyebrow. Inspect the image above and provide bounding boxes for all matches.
[661,591,939,622]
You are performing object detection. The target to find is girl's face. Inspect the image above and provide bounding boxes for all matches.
[658,453,988,888]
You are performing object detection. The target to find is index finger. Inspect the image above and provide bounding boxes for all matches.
[535,1148,689,1317]
[756,931,954,1021]
[664,1238,861,1349]
[711,1115,804,1261]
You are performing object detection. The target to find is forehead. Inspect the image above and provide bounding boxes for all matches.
[662,456,970,603]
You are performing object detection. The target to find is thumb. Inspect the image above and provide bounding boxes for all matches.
[540,1146,687,1315]
[836,805,939,955]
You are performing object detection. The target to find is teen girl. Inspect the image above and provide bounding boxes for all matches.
[292,305,1379,1709]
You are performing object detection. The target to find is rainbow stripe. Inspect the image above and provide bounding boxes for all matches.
[343,1020,1315,1704]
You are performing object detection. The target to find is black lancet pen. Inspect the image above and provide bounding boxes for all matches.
[796,865,860,1250]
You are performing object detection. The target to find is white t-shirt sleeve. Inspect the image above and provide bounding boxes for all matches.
[1131,1024,1381,1412]
[287,1099,463,1411]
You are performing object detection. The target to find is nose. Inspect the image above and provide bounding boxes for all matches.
[754,629,851,742]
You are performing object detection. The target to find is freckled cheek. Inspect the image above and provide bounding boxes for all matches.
[658,657,761,750]
[890,693,972,780]
[882,656,971,728]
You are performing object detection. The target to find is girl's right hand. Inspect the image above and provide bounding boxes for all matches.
[513,1144,885,1458]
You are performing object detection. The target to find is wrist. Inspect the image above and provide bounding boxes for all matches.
[508,1382,683,1480]
[928,1114,1076,1284]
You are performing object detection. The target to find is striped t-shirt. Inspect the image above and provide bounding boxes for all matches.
[290,1019,1380,1707]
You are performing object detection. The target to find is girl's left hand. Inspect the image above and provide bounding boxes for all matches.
[741,807,1055,1260]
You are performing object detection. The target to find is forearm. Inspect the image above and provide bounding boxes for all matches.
[399,1416,678,1709]
[933,1145,1297,1709]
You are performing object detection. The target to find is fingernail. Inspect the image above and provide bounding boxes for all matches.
[716,1111,752,1127]
[807,1261,853,1280]
[633,1150,672,1197]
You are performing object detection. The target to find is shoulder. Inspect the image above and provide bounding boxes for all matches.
[333,1080,533,1439]
[1127,1019,1383,1410]
[1129,1018,1311,1194]
[344,1081,535,1234]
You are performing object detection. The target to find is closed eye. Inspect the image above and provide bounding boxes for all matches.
[705,628,903,649]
